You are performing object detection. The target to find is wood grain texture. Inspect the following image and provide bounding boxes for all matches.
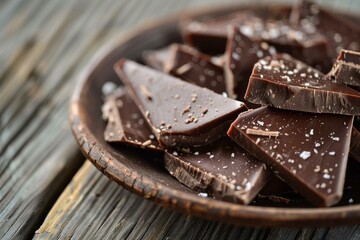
[0,0,359,239]
[35,162,360,240]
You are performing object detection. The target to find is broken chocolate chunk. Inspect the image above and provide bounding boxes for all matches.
[237,16,331,72]
[224,26,276,100]
[102,87,163,151]
[228,106,353,206]
[328,49,360,87]
[245,54,360,115]
[165,44,226,95]
[164,137,269,204]
[114,59,247,148]
[294,0,360,68]
[181,11,257,54]
[182,9,330,70]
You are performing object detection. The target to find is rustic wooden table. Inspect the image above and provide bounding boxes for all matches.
[1,0,360,239]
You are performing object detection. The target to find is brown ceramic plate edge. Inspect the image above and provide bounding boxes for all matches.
[70,3,360,227]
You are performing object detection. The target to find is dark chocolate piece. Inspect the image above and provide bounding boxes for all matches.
[350,127,360,162]
[224,26,277,100]
[294,0,360,69]
[164,137,269,204]
[165,44,226,95]
[328,49,360,87]
[114,59,247,148]
[228,106,353,206]
[142,46,171,71]
[237,17,331,72]
[181,11,257,54]
[102,87,163,151]
[245,54,360,115]
[182,10,330,70]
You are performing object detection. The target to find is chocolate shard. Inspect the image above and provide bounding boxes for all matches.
[181,11,258,54]
[228,106,353,207]
[350,127,360,162]
[328,49,360,87]
[164,44,226,95]
[182,9,330,71]
[294,0,360,69]
[237,16,331,72]
[142,46,171,71]
[114,59,247,148]
[164,137,269,204]
[245,54,360,115]
[102,87,163,151]
[224,26,277,100]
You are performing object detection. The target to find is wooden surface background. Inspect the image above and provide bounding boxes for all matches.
[0,0,360,239]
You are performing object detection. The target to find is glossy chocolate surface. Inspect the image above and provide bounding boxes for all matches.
[224,26,276,100]
[237,15,331,71]
[164,137,269,204]
[329,49,360,87]
[228,106,353,206]
[165,44,226,94]
[245,54,360,115]
[102,87,163,151]
[114,59,247,148]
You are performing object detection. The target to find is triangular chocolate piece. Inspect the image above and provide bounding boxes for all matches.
[224,26,277,100]
[165,44,226,95]
[328,49,360,87]
[245,54,360,115]
[102,87,163,151]
[114,59,247,148]
[164,137,269,204]
[228,106,353,206]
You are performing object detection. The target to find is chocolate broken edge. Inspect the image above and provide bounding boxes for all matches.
[164,150,268,204]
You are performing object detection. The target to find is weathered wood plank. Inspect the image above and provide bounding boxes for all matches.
[34,161,360,240]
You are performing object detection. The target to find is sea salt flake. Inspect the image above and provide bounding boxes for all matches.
[257,120,264,126]
[245,182,252,190]
[323,173,331,179]
[198,192,208,197]
[299,151,311,160]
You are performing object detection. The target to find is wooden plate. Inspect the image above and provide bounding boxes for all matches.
[70,3,360,227]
